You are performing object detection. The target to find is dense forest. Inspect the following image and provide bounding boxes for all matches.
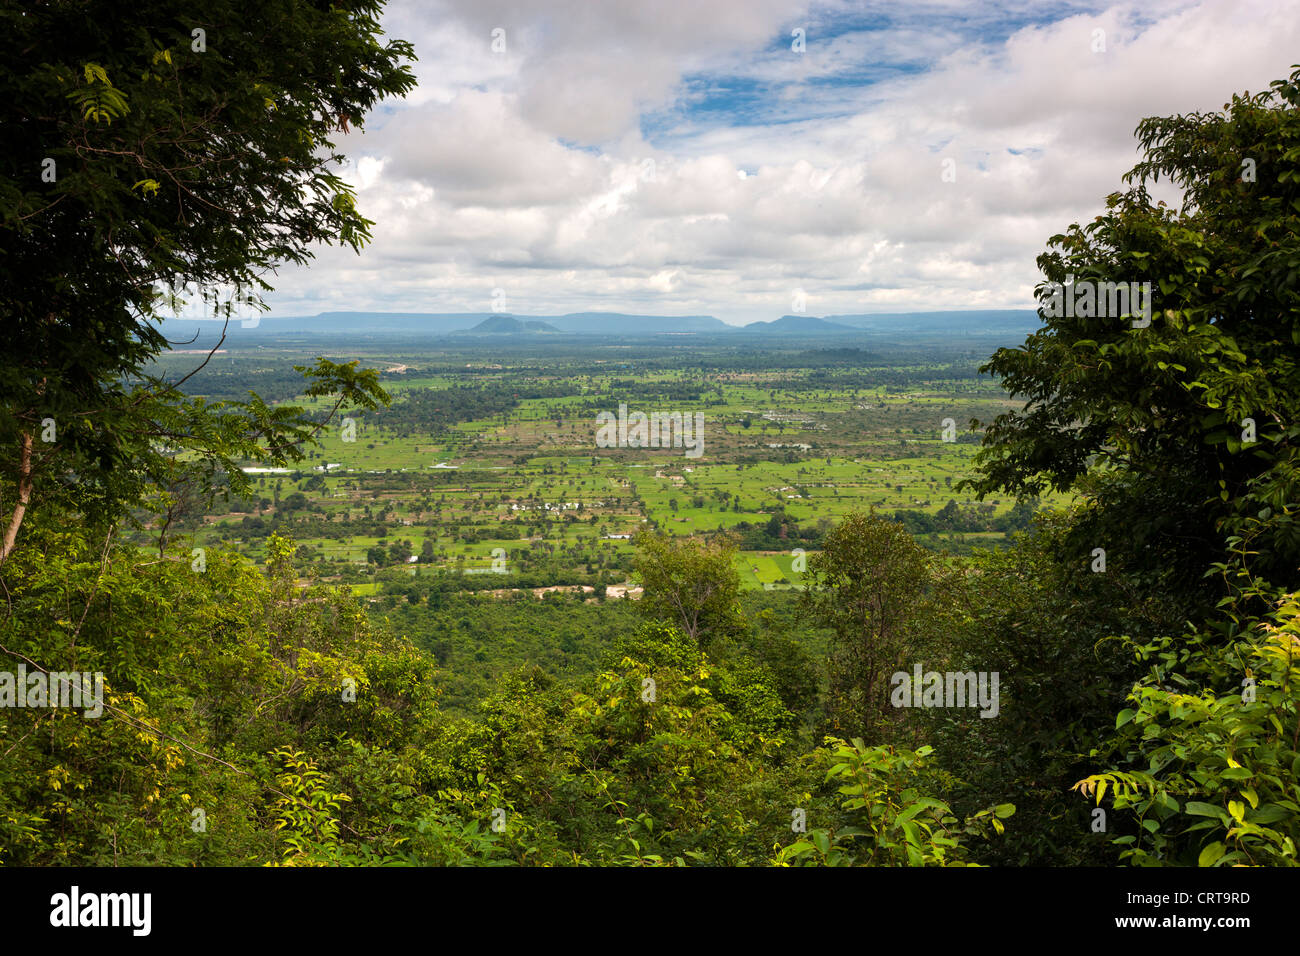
[2,1,1299,872]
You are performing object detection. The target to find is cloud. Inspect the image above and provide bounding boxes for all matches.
[263,0,1300,324]
[366,90,606,206]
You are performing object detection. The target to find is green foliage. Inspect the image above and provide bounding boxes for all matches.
[0,520,438,865]
[66,63,130,125]
[965,65,1300,595]
[801,511,936,743]
[269,749,352,865]
[954,63,1300,870]
[633,531,747,648]
[9,41,1300,871]
[1076,581,1300,866]
[0,0,414,562]
[776,737,1012,867]
[916,518,1173,865]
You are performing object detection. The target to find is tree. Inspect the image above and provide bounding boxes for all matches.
[802,511,935,742]
[0,1,416,563]
[964,65,1300,598]
[958,64,1300,867]
[776,738,1013,867]
[1075,573,1300,867]
[935,499,961,530]
[633,532,745,648]
[919,517,1172,865]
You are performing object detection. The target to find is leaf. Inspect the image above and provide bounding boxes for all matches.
[1198,842,1226,867]
[894,803,928,825]
[900,821,920,847]
[1245,805,1292,825]
[1185,801,1227,820]
[782,841,817,858]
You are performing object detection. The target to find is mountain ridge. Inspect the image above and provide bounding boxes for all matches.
[454,315,560,335]
[167,309,1040,339]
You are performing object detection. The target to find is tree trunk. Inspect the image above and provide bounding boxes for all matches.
[0,431,34,567]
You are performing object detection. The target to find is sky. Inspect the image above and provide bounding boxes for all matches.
[260,0,1300,326]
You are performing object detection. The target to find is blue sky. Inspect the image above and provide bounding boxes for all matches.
[253,0,1300,326]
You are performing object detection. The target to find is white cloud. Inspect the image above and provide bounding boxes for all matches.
[265,0,1300,324]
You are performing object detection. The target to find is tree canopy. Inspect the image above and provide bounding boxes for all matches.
[965,65,1300,595]
[0,0,415,562]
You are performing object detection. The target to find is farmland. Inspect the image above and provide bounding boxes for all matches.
[125,334,1058,714]
[140,338,1052,598]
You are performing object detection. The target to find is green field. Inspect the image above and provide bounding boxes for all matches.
[140,346,1060,592]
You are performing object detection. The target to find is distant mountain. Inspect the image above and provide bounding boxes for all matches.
[548,312,730,334]
[162,309,1040,346]
[455,315,560,335]
[736,315,859,335]
[174,311,732,337]
[825,310,1039,334]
